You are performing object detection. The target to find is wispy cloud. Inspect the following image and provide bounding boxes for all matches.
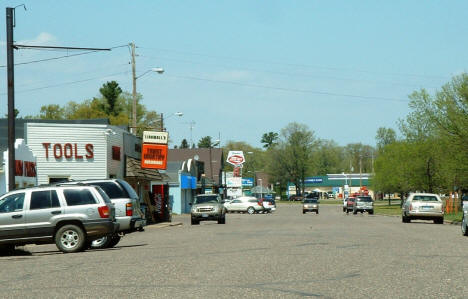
[18,32,58,46]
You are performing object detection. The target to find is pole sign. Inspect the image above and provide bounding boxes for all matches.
[141,143,168,169]
[226,150,245,166]
[143,131,169,144]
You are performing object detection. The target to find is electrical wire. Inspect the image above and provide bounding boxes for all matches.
[0,71,129,95]
[166,74,409,103]
[0,44,128,68]
[138,46,449,80]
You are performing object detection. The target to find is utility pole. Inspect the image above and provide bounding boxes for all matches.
[160,113,164,131]
[6,7,15,192]
[359,154,362,188]
[130,42,137,135]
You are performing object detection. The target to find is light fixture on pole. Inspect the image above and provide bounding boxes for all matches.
[160,112,183,132]
[130,41,164,135]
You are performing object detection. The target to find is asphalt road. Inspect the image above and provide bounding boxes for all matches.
[1,204,467,298]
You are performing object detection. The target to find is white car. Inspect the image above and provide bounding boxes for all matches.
[262,199,276,213]
[402,193,444,224]
[224,196,264,214]
[462,201,468,236]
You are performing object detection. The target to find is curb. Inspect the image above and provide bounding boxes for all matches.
[146,222,183,229]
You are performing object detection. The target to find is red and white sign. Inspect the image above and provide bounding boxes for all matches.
[141,144,168,170]
[226,151,245,166]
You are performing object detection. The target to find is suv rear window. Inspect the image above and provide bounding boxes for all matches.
[90,182,129,199]
[412,195,439,202]
[357,197,373,202]
[63,189,97,206]
[30,190,60,210]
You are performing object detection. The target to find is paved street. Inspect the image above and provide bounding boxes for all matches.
[1,204,467,298]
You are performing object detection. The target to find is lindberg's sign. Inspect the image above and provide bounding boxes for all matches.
[42,143,94,159]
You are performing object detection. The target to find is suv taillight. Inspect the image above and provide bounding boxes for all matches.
[410,204,413,211]
[126,203,133,216]
[98,206,110,218]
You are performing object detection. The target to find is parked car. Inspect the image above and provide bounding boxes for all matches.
[342,197,348,212]
[352,196,374,214]
[402,193,444,224]
[190,194,226,225]
[224,196,264,214]
[0,185,119,254]
[61,179,146,249]
[345,197,356,214]
[462,201,468,236]
[303,198,319,214]
[262,198,276,213]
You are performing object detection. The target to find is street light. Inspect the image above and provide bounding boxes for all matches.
[131,66,165,134]
[160,112,183,131]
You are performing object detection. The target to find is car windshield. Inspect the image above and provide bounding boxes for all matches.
[194,196,219,204]
[304,199,318,203]
[412,195,439,202]
[357,197,372,202]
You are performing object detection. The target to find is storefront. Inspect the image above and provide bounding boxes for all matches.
[24,122,165,203]
[0,139,37,194]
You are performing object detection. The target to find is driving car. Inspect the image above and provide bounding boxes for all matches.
[402,193,444,224]
[352,196,374,214]
[224,196,264,214]
[190,194,226,225]
[345,197,356,214]
[0,185,119,254]
[303,198,319,214]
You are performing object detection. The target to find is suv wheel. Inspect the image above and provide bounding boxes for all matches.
[462,215,468,236]
[434,217,444,224]
[218,215,226,224]
[368,210,374,215]
[191,218,199,225]
[247,207,255,214]
[90,233,121,249]
[353,209,358,215]
[0,244,15,254]
[55,224,85,253]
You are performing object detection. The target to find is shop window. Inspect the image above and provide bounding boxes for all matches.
[112,146,121,161]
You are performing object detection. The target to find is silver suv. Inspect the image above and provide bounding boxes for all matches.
[190,194,226,225]
[352,196,374,215]
[62,179,146,249]
[0,185,118,254]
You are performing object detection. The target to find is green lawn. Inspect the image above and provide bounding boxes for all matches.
[374,204,463,222]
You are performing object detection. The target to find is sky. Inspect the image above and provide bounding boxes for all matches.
[0,1,467,149]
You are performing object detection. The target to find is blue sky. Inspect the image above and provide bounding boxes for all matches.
[0,1,467,148]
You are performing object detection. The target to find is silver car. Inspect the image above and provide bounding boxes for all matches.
[461,202,468,236]
[0,185,118,253]
[190,194,226,225]
[352,196,374,215]
[402,193,444,224]
[224,196,264,214]
[303,199,319,214]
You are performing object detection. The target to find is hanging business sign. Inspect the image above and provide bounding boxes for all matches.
[141,144,168,169]
[226,150,245,166]
[226,177,242,187]
[143,131,169,144]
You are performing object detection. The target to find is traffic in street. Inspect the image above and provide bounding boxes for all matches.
[1,203,466,298]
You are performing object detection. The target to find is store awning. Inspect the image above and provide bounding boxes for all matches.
[125,156,169,182]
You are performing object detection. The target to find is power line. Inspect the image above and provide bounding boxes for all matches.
[138,54,437,89]
[0,71,129,95]
[138,46,449,80]
[0,44,128,68]
[166,74,409,103]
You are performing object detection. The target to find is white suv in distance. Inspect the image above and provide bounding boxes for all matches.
[0,185,118,254]
[402,193,444,224]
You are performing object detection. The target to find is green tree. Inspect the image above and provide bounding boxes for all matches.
[261,132,279,148]
[39,105,65,120]
[99,81,123,116]
[375,127,397,150]
[198,136,214,148]
[180,139,189,149]
[272,122,317,196]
